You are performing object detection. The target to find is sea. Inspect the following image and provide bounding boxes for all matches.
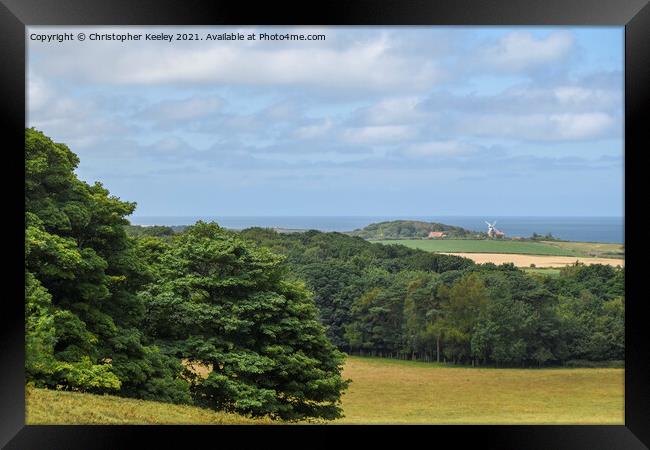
[129,216,624,244]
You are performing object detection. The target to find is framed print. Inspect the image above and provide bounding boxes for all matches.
[1,0,648,448]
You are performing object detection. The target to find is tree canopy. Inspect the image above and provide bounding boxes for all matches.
[25,129,348,420]
[137,222,348,420]
[239,228,624,367]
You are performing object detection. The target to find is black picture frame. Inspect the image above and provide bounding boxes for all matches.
[2,1,648,448]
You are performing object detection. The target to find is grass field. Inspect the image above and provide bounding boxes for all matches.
[336,356,624,424]
[375,239,623,258]
[27,356,624,425]
[540,240,624,258]
[25,386,272,425]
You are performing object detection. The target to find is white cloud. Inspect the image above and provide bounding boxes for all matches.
[148,96,222,122]
[482,31,574,71]
[293,119,333,139]
[403,140,476,157]
[26,25,623,202]
[553,86,619,109]
[461,112,615,141]
[27,78,132,149]
[353,96,423,126]
[27,76,51,111]
[33,28,443,92]
[549,112,614,139]
[342,125,416,144]
[134,95,224,131]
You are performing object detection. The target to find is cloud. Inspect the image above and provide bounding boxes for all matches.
[414,73,621,141]
[27,76,52,111]
[32,28,444,93]
[27,80,133,149]
[342,125,416,144]
[349,97,423,126]
[481,31,574,71]
[549,112,615,139]
[456,111,616,141]
[402,140,477,157]
[26,27,623,216]
[293,119,334,139]
[137,96,223,125]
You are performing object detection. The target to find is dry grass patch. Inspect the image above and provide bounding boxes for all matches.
[440,252,624,268]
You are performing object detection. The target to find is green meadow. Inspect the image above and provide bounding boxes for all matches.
[375,239,622,257]
[27,356,624,425]
[336,357,623,424]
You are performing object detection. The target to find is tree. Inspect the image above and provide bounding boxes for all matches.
[25,128,189,402]
[472,297,538,367]
[435,273,488,364]
[402,274,441,361]
[139,222,349,420]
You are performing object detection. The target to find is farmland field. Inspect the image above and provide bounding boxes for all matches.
[442,252,624,268]
[540,240,624,258]
[375,239,623,258]
[27,356,624,425]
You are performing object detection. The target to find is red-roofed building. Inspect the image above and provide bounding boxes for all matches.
[428,231,446,239]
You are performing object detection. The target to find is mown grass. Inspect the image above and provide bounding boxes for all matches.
[27,356,624,425]
[335,356,624,424]
[375,239,622,258]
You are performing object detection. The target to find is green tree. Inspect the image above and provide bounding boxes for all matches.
[436,273,488,364]
[25,128,189,402]
[139,222,349,420]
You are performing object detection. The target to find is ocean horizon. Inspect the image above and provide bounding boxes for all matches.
[129,215,624,244]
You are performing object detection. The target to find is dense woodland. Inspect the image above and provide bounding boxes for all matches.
[26,129,624,422]
[128,223,624,367]
[236,228,624,367]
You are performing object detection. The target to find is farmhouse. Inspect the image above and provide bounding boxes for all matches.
[428,231,446,239]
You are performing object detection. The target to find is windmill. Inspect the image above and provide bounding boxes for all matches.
[485,221,505,239]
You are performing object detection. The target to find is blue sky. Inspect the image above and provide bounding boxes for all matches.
[27,26,624,217]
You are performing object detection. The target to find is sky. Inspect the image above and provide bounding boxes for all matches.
[27,26,624,217]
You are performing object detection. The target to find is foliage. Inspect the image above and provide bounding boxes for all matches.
[239,227,624,367]
[349,220,478,239]
[25,128,189,401]
[124,224,177,238]
[239,228,473,350]
[137,222,349,420]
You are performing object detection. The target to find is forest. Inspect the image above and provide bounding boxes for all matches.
[25,128,624,423]
[236,228,624,366]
